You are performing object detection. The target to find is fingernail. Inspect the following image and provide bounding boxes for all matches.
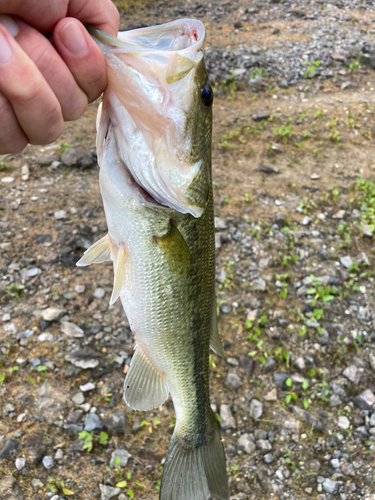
[0,15,19,37]
[60,21,88,55]
[0,30,12,64]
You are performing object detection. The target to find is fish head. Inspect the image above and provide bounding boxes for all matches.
[91,19,213,217]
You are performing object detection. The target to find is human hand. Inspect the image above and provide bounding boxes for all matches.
[0,0,120,154]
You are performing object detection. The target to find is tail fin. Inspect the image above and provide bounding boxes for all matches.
[160,420,229,500]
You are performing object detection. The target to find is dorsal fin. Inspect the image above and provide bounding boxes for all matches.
[124,345,169,411]
[154,221,192,278]
[76,234,112,267]
[110,243,126,305]
[210,297,225,358]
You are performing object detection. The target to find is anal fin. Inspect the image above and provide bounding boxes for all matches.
[124,345,169,411]
[110,243,126,305]
[76,234,112,266]
[210,297,225,358]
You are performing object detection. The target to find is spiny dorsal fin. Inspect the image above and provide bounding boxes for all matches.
[210,297,225,358]
[154,221,192,278]
[110,244,126,305]
[76,234,113,267]
[124,345,169,411]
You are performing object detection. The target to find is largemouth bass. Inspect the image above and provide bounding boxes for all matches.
[78,19,229,500]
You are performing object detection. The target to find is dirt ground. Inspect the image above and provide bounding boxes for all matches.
[1,1,375,500]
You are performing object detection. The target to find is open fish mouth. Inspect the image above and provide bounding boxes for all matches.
[88,19,210,218]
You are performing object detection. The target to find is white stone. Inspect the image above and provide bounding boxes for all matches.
[1,176,14,183]
[93,287,105,299]
[54,210,68,220]
[337,415,350,430]
[42,307,62,322]
[15,457,26,470]
[60,321,84,338]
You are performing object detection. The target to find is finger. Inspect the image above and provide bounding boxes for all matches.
[14,18,88,121]
[0,23,64,145]
[53,18,107,103]
[67,0,120,37]
[0,0,119,36]
[0,91,27,154]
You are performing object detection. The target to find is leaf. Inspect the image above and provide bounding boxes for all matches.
[303,398,309,409]
[153,418,161,425]
[116,481,127,488]
[127,489,134,498]
[99,431,108,445]
[285,378,292,387]
[248,351,257,357]
[114,457,121,466]
[0,374,5,385]
[302,380,309,390]
[63,488,75,495]
[37,365,47,372]
[285,395,292,404]
[313,309,323,320]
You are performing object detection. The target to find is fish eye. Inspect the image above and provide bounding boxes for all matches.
[201,84,213,107]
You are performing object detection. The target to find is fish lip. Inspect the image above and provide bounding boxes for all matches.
[86,18,206,55]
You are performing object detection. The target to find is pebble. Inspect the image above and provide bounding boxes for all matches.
[337,416,350,430]
[42,456,54,469]
[41,307,62,322]
[342,365,359,384]
[0,438,20,458]
[340,256,353,269]
[61,147,94,169]
[237,433,256,454]
[220,404,236,430]
[80,382,96,392]
[225,371,243,389]
[38,333,55,342]
[256,439,272,453]
[99,484,121,500]
[1,176,14,183]
[322,478,340,494]
[66,349,100,369]
[72,392,85,405]
[54,210,68,220]
[54,449,64,461]
[15,457,26,470]
[103,410,127,436]
[60,321,84,338]
[249,399,263,420]
[93,287,106,299]
[74,284,85,294]
[110,448,131,468]
[20,267,41,280]
[84,413,102,432]
[354,389,375,411]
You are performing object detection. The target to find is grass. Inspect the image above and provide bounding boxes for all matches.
[112,0,152,11]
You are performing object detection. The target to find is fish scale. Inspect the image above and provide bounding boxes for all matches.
[79,19,229,500]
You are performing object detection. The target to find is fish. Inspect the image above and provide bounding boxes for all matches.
[78,19,229,500]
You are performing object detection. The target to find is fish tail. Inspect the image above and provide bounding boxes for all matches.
[160,418,229,500]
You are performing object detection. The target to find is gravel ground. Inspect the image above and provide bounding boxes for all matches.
[1,1,375,500]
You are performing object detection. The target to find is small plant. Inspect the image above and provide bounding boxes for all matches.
[274,119,295,143]
[78,430,109,452]
[47,478,74,496]
[6,283,24,299]
[250,67,267,78]
[314,109,325,119]
[348,59,361,73]
[303,60,320,79]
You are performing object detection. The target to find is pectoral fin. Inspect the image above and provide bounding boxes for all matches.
[76,234,112,266]
[110,244,126,305]
[210,297,225,358]
[154,222,192,278]
[124,345,169,411]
